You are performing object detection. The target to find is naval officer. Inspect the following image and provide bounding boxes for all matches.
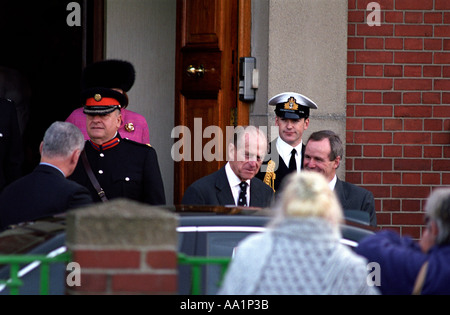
[69,87,166,205]
[256,92,318,193]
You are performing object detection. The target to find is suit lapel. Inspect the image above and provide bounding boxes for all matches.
[215,167,236,206]
[334,177,346,207]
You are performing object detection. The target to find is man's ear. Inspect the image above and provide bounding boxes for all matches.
[39,142,44,155]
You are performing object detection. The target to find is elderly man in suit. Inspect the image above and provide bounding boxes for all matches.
[0,122,92,229]
[182,126,273,208]
[304,130,376,226]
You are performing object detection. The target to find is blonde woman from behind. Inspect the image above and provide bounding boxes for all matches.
[219,171,378,295]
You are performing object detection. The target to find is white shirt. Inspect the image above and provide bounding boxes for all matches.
[276,137,303,172]
[329,175,337,191]
[225,162,250,206]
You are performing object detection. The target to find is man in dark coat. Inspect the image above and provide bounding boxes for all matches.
[256,92,318,193]
[0,122,92,229]
[182,126,273,208]
[69,87,165,205]
[0,98,23,192]
[304,130,376,226]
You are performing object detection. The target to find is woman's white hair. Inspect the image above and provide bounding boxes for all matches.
[271,171,344,229]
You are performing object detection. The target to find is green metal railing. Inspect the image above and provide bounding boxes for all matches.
[178,253,231,295]
[0,251,229,295]
[0,251,71,295]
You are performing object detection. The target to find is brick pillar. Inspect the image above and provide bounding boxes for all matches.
[65,199,178,295]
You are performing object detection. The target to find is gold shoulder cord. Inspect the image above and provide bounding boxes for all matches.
[263,160,276,192]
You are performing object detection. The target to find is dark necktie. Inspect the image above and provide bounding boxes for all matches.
[238,181,248,206]
[289,148,297,172]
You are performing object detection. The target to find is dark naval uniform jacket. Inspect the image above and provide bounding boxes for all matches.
[69,134,166,205]
[0,98,23,192]
[0,164,92,229]
[255,139,305,193]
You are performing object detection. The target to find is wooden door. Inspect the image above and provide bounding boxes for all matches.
[174,0,249,204]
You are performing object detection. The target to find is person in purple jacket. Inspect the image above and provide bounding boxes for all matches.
[66,59,150,145]
[356,188,450,295]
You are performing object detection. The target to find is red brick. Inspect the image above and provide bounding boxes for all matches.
[384,145,403,157]
[348,65,364,77]
[383,199,401,211]
[385,38,403,50]
[348,11,365,23]
[404,146,422,157]
[112,274,177,294]
[435,53,450,64]
[364,119,383,130]
[436,0,450,10]
[73,274,108,293]
[422,173,441,185]
[384,119,403,130]
[363,145,382,156]
[395,25,433,37]
[435,26,450,38]
[348,37,365,50]
[347,118,363,130]
[363,172,381,184]
[355,105,393,117]
[424,13,443,24]
[383,92,402,104]
[402,200,423,212]
[422,92,441,104]
[434,80,450,91]
[402,172,421,184]
[354,132,392,144]
[392,186,431,199]
[146,251,177,269]
[347,91,363,103]
[424,39,442,51]
[383,172,401,184]
[364,92,382,103]
[443,173,450,184]
[433,133,450,145]
[346,171,362,184]
[394,79,432,91]
[356,51,393,63]
[384,65,403,77]
[404,12,423,24]
[346,145,362,157]
[403,92,421,104]
[362,185,391,198]
[396,0,433,10]
[404,119,423,131]
[423,66,442,77]
[354,158,393,170]
[73,250,141,269]
[404,39,423,50]
[357,0,394,10]
[395,105,432,117]
[434,106,450,117]
[357,24,394,37]
[366,38,384,50]
[404,66,422,77]
[356,78,393,90]
[394,158,431,171]
[393,132,431,144]
[424,146,443,158]
[385,11,404,23]
[365,65,383,76]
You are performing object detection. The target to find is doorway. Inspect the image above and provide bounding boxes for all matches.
[174,0,251,204]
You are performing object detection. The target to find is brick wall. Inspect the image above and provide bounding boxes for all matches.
[347,0,450,237]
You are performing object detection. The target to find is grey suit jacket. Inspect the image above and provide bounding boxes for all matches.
[334,177,376,226]
[182,167,274,208]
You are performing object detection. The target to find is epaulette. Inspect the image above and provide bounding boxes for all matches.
[122,138,153,149]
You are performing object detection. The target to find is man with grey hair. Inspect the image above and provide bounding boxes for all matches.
[182,126,273,207]
[0,122,92,229]
[356,188,450,295]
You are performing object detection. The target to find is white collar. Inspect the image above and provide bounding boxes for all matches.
[329,175,337,191]
[225,162,250,188]
[276,137,303,168]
